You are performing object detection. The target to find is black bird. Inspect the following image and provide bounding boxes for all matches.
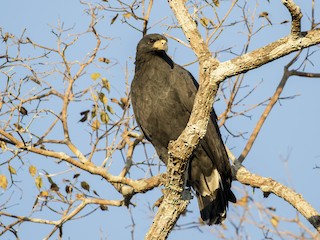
[131,34,236,225]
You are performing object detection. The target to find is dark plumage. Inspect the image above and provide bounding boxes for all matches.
[131,34,236,225]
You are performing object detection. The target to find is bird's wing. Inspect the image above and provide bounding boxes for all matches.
[173,64,236,224]
[173,64,231,175]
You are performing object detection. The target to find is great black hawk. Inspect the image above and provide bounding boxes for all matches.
[131,34,236,225]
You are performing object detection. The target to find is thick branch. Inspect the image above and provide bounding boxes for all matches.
[238,55,296,163]
[282,0,302,36]
[216,29,320,80]
[167,0,211,60]
[0,129,163,194]
[236,166,320,233]
[148,0,320,238]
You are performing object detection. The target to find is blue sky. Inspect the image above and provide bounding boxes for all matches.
[1,0,320,239]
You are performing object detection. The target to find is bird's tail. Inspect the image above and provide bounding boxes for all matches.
[197,183,236,225]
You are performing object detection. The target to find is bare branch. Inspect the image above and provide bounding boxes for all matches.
[217,28,320,80]
[282,0,302,36]
[236,166,320,233]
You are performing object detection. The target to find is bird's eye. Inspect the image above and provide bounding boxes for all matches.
[149,39,156,44]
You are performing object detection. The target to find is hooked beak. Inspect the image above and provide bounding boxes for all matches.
[153,39,168,52]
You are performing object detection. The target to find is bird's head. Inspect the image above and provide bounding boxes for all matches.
[136,34,168,55]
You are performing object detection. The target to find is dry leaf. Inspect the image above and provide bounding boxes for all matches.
[73,173,80,179]
[120,97,128,106]
[100,205,108,211]
[81,181,90,192]
[0,141,6,151]
[19,106,28,115]
[91,73,101,81]
[35,176,43,189]
[100,112,109,124]
[0,174,8,190]
[29,165,37,177]
[102,78,111,92]
[200,17,210,27]
[98,92,108,105]
[111,98,119,104]
[123,13,131,19]
[107,105,114,115]
[270,216,279,228]
[92,119,101,131]
[91,107,97,118]
[213,0,220,7]
[236,195,248,207]
[65,185,73,194]
[110,14,118,25]
[99,58,111,64]
[50,183,59,191]
[40,191,49,197]
[8,165,17,175]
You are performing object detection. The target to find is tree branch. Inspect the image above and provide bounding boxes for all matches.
[238,53,299,163]
[147,0,320,238]
[236,166,320,233]
[215,28,320,80]
[282,0,302,36]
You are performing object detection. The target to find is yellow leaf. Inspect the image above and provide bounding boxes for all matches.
[212,0,220,7]
[200,17,210,27]
[123,13,131,19]
[91,107,97,118]
[91,73,101,81]
[101,78,111,92]
[40,191,49,197]
[120,97,128,106]
[76,193,84,199]
[29,165,37,177]
[270,216,279,228]
[100,112,109,124]
[0,174,8,190]
[8,165,17,175]
[98,92,108,105]
[99,58,111,64]
[0,141,6,151]
[91,119,101,131]
[107,105,114,115]
[92,94,98,102]
[35,176,43,190]
[111,98,119,104]
[236,195,248,207]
